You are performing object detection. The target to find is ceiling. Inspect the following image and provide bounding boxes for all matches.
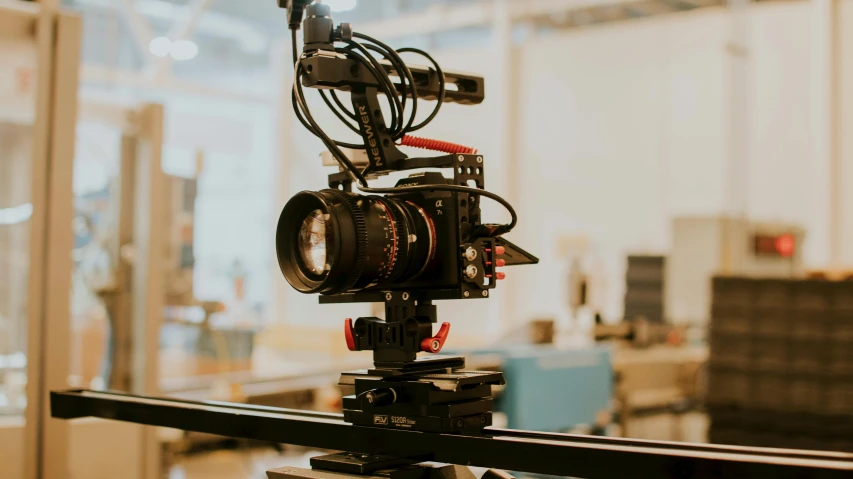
[62,0,765,98]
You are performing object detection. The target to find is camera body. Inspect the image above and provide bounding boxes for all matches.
[276,155,528,304]
[376,171,482,294]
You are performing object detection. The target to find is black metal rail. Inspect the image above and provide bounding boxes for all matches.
[51,390,853,479]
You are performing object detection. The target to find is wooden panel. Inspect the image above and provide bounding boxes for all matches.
[0,2,38,41]
[23,7,56,479]
[40,11,82,479]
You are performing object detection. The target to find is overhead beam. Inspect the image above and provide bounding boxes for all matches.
[153,0,214,79]
[356,0,641,39]
[358,2,492,39]
[115,0,155,67]
[166,0,213,40]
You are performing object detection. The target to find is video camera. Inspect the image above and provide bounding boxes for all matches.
[276,3,536,305]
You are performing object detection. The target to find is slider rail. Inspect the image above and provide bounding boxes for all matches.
[51,390,853,479]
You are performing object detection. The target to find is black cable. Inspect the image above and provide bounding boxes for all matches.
[297,82,365,150]
[350,33,446,135]
[293,61,368,186]
[345,40,404,135]
[396,47,446,132]
[295,45,402,149]
[290,32,436,152]
[359,43,409,125]
[329,90,355,119]
[291,31,365,149]
[294,54,366,150]
[319,90,360,134]
[291,28,298,64]
[356,37,419,136]
[289,27,516,232]
[291,29,319,138]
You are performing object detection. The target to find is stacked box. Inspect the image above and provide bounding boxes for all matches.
[707,277,853,452]
[624,255,666,323]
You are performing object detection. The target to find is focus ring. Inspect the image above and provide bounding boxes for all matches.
[385,200,413,283]
[323,189,367,294]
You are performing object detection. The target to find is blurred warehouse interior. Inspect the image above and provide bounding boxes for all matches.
[1,0,853,478]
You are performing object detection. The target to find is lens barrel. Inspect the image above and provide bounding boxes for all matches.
[276,189,436,295]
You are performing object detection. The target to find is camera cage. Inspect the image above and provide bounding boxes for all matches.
[289,8,536,307]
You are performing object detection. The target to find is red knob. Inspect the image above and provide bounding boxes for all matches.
[420,322,451,353]
[496,272,506,280]
[495,245,506,255]
[344,318,356,351]
[496,259,506,267]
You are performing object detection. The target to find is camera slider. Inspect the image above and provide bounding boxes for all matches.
[340,368,504,434]
[51,389,853,478]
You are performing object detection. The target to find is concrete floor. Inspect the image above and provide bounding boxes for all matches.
[169,447,322,479]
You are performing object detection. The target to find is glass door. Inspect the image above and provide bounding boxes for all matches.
[68,104,126,392]
[64,101,165,479]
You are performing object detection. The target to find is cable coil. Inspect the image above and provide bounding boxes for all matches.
[399,135,478,155]
[290,28,517,234]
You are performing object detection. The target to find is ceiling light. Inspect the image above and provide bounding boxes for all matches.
[170,40,199,61]
[149,36,172,58]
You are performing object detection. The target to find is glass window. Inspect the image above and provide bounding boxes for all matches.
[0,121,33,417]
[68,118,123,390]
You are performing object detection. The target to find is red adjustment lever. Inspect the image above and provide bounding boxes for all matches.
[495,245,506,255]
[344,318,356,351]
[420,322,451,353]
[496,259,506,267]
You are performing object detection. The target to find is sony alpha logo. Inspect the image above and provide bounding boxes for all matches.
[373,415,389,425]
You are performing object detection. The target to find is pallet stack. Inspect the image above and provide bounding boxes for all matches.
[623,255,666,323]
[707,277,853,452]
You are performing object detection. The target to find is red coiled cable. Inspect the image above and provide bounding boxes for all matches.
[400,135,478,154]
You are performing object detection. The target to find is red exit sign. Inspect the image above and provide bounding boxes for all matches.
[753,233,796,258]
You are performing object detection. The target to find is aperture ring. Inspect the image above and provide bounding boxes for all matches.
[373,199,401,282]
[384,199,417,284]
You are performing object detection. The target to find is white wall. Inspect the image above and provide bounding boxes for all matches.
[509,3,831,325]
[747,3,828,266]
[841,0,853,265]
[514,9,724,324]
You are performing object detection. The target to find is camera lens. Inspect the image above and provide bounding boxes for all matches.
[298,209,331,276]
[277,190,436,295]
